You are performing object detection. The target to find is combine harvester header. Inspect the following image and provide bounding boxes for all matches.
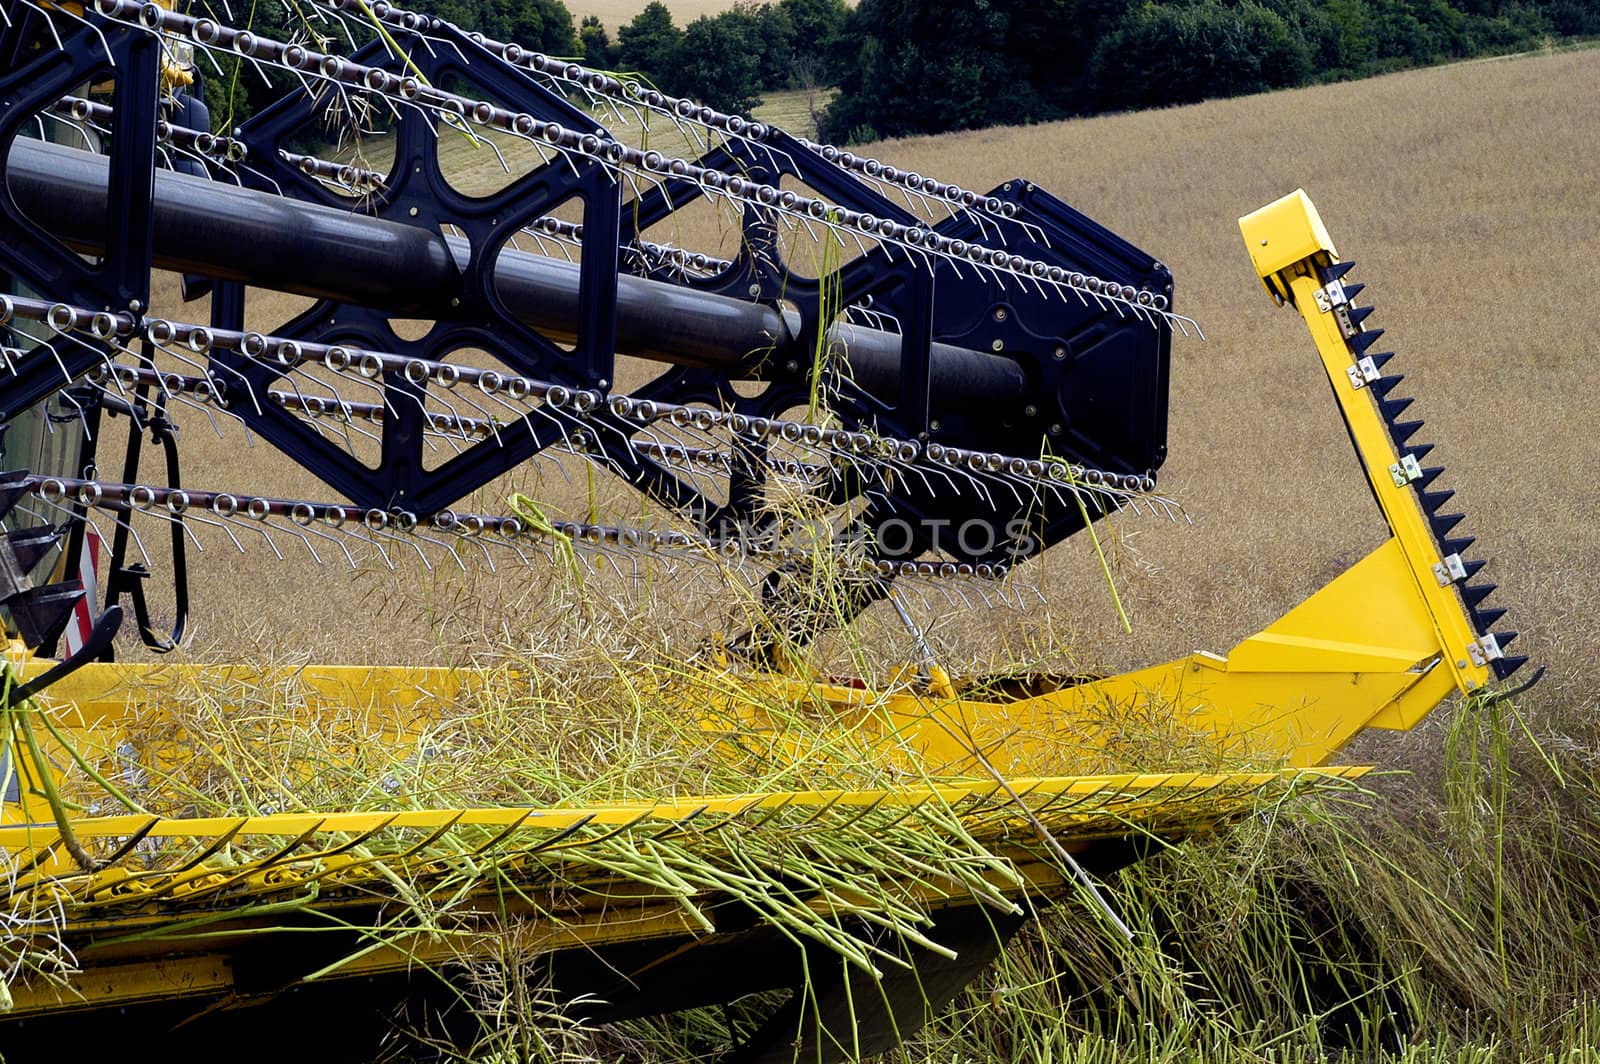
[0,1,1524,1058]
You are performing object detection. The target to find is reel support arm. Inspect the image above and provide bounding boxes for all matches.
[705,191,1526,773]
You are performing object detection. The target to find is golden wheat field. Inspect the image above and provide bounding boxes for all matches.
[141,47,1600,734]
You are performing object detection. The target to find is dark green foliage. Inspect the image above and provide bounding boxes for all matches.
[425,0,577,54]
[579,15,616,69]
[749,3,797,91]
[824,0,1593,142]
[822,0,1018,140]
[617,2,684,80]
[778,0,853,83]
[1544,0,1600,34]
[677,9,769,111]
[1090,1,1315,111]
[615,0,826,107]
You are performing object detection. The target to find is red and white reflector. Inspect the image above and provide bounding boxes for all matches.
[63,528,101,656]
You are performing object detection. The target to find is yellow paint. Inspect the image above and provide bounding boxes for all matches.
[0,191,1503,1019]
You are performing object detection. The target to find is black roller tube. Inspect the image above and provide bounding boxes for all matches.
[6,137,1027,406]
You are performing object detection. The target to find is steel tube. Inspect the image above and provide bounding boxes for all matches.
[6,137,1027,405]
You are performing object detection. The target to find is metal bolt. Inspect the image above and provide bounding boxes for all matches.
[127,299,143,313]
[992,307,1007,322]
[990,339,1004,352]
[784,360,799,373]
[1049,423,1063,435]
[748,283,761,297]
[1053,346,1067,361]
[409,206,419,217]
[1024,404,1037,417]
[929,419,942,432]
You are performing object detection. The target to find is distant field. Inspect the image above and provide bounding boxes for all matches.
[753,86,834,138]
[567,0,855,29]
[136,48,1598,710]
[565,0,740,29]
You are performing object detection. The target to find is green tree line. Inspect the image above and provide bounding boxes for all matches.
[582,0,852,113]
[824,0,1600,141]
[196,0,1596,144]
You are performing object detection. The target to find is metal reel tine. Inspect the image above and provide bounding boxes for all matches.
[374,519,433,572]
[292,513,359,568]
[409,524,468,573]
[332,518,394,570]
[260,513,324,565]
[216,508,286,561]
[127,497,206,556]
